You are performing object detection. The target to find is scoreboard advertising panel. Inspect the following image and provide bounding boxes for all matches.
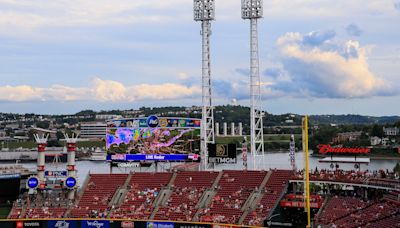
[208,144,237,164]
[106,117,201,162]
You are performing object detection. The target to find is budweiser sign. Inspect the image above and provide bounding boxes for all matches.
[318,144,370,154]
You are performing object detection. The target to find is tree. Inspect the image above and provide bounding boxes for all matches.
[56,131,64,141]
[371,124,384,138]
[394,163,400,175]
[36,121,50,129]
[27,129,37,141]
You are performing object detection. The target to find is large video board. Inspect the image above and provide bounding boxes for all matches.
[106,116,201,162]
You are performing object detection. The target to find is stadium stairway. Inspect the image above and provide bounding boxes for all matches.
[149,186,174,219]
[315,195,330,218]
[238,171,272,224]
[192,171,223,222]
[154,171,220,221]
[242,170,292,226]
[69,173,128,218]
[192,188,218,221]
[197,170,268,224]
[109,172,133,208]
[149,172,177,219]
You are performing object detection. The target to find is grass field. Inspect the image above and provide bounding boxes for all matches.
[0,207,10,219]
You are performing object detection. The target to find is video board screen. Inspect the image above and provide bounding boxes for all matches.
[106,116,201,162]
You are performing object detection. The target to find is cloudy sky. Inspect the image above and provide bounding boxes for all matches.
[0,0,399,115]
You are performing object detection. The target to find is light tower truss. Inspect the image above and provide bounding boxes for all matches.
[242,0,265,170]
[194,0,215,170]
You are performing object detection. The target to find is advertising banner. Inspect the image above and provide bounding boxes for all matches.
[45,171,68,178]
[208,144,237,164]
[146,222,174,228]
[174,223,211,228]
[48,220,77,228]
[81,220,110,228]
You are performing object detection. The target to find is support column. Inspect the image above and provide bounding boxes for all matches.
[231,123,235,136]
[34,134,48,190]
[65,133,79,200]
[242,0,265,170]
[223,123,227,136]
[37,143,46,189]
[194,0,216,170]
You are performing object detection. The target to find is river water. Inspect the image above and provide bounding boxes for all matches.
[1,151,398,184]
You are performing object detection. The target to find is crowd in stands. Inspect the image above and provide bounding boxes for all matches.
[7,190,69,219]
[70,173,127,218]
[384,190,400,204]
[9,169,400,227]
[155,171,218,222]
[110,172,172,219]
[293,169,400,189]
[316,196,374,225]
[316,196,400,228]
[199,170,268,224]
[243,169,293,226]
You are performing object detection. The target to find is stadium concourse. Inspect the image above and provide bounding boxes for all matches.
[6,168,400,227]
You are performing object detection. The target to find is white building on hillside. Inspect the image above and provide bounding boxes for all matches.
[370,136,382,146]
[80,122,107,139]
[383,127,399,136]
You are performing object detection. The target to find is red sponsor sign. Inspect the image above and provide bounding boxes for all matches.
[280,200,322,208]
[16,221,23,228]
[318,144,370,154]
[121,221,135,228]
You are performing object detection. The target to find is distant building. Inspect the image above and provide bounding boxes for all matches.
[370,136,381,146]
[123,110,143,115]
[185,106,201,112]
[95,114,123,120]
[332,131,362,143]
[5,123,19,130]
[383,127,399,136]
[80,122,107,139]
[382,137,390,146]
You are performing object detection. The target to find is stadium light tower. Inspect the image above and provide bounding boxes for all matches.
[242,0,265,170]
[194,0,215,170]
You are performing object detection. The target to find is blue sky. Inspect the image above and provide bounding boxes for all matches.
[0,0,399,115]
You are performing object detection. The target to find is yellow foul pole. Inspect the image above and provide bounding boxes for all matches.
[303,115,311,227]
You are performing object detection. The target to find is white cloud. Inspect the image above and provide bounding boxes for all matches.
[0,78,200,102]
[177,72,189,81]
[275,32,394,98]
[0,85,42,102]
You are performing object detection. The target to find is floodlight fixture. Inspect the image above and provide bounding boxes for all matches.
[194,0,215,21]
[241,0,263,19]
